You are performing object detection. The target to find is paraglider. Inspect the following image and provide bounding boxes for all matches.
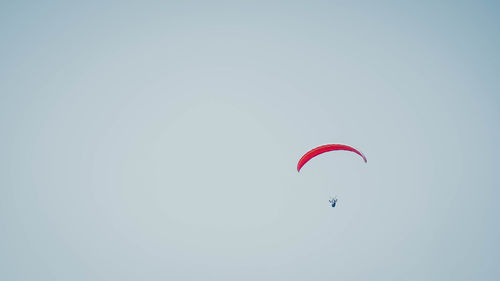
[297,144,367,172]
[329,197,338,208]
[297,144,367,208]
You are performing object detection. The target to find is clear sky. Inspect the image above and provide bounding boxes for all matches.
[1,1,499,280]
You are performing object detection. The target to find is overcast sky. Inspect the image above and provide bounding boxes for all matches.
[1,1,499,280]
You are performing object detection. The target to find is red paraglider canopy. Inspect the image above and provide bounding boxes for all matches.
[297,144,367,172]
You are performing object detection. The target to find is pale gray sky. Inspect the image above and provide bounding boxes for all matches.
[1,1,499,280]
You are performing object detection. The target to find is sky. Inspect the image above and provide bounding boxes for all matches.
[1,1,499,280]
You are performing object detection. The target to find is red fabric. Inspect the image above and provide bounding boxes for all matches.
[297,144,367,172]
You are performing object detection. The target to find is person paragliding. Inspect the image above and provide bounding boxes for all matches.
[297,144,367,209]
[329,197,338,208]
